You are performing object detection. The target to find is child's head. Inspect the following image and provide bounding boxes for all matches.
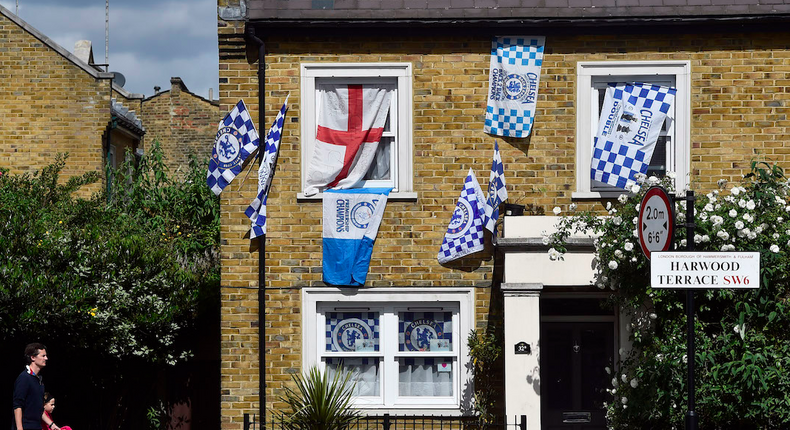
[43,392,55,413]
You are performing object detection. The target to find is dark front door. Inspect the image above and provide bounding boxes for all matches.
[541,322,614,430]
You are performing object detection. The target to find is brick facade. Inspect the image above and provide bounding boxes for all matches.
[141,77,219,176]
[0,10,113,196]
[218,4,790,428]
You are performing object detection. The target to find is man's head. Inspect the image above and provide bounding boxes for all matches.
[24,343,47,369]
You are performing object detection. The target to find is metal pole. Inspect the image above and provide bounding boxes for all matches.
[684,191,698,430]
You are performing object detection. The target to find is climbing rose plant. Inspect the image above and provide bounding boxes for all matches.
[548,161,790,429]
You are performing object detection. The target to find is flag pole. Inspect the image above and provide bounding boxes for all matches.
[247,26,267,430]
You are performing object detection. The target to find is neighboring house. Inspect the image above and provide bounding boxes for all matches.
[0,4,217,194]
[0,4,145,196]
[142,77,220,177]
[216,1,790,429]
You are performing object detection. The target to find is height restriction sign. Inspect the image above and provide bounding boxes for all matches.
[638,186,675,260]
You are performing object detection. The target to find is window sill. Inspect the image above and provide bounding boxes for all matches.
[297,191,418,202]
[571,191,629,200]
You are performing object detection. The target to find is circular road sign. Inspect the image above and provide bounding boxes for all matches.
[638,186,675,260]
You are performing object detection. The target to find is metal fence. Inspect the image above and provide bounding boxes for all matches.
[245,413,527,430]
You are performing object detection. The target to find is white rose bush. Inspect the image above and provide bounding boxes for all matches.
[548,161,790,428]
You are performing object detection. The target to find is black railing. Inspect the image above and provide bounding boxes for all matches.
[245,413,527,430]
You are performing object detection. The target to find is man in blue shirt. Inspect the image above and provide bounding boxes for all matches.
[12,343,59,430]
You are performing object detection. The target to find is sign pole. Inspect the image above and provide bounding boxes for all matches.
[680,191,698,430]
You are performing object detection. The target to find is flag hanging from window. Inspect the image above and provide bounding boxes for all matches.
[484,141,508,234]
[207,100,260,195]
[591,83,677,189]
[246,96,289,239]
[485,36,545,138]
[304,84,394,196]
[438,169,486,264]
[323,188,391,286]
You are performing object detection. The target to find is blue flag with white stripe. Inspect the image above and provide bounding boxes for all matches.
[246,96,289,239]
[591,83,676,189]
[484,141,508,234]
[207,100,260,195]
[485,36,545,138]
[323,188,391,286]
[438,169,486,264]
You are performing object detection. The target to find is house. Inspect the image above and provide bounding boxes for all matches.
[216,1,790,429]
[0,4,218,194]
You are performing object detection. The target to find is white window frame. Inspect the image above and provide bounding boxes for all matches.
[302,287,474,413]
[574,61,691,199]
[299,63,415,200]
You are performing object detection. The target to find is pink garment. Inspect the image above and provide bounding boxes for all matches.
[41,411,71,430]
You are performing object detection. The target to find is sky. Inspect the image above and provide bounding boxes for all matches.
[0,0,219,99]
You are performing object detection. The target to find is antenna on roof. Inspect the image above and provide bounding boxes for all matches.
[16,0,18,15]
[105,0,109,72]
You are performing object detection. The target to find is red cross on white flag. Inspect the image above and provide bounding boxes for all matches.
[304,84,393,196]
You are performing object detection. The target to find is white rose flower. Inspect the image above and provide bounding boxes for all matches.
[630,184,641,194]
[612,377,618,387]
[702,235,710,242]
[729,209,738,218]
[621,397,628,405]
[548,248,561,261]
[732,187,741,196]
[735,221,744,230]
[631,257,638,263]
[649,313,657,320]
[624,242,634,251]
[618,194,629,204]
[744,213,754,223]
[613,216,622,226]
[748,231,757,240]
[621,374,628,383]
[737,229,748,238]
[553,206,561,215]
[630,378,639,388]
[717,230,730,241]
[746,200,756,210]
[738,199,747,208]
[778,217,783,223]
[771,244,780,253]
[605,366,611,375]
[704,203,714,212]
[694,234,703,244]
[609,260,619,270]
[633,229,639,238]
[615,250,624,259]
[648,176,659,185]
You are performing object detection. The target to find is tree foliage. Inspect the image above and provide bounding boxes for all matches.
[549,162,790,429]
[0,142,219,428]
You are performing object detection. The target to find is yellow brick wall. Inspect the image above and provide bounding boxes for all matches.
[0,13,112,196]
[217,16,790,428]
[141,83,219,176]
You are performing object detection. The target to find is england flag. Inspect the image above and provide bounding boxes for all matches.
[438,169,486,264]
[246,96,289,239]
[207,100,260,195]
[303,84,393,196]
[484,141,508,234]
[591,83,676,189]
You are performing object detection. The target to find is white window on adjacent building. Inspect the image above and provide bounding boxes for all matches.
[300,63,414,199]
[302,287,474,411]
[575,61,691,198]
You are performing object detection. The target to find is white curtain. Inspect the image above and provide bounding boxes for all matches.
[363,139,391,180]
[398,361,452,396]
[326,359,380,397]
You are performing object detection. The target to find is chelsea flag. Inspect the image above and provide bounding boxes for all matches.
[485,36,545,138]
[591,83,676,189]
[323,188,391,286]
[207,100,260,195]
[438,169,486,264]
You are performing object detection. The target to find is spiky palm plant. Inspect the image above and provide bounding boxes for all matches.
[281,365,360,430]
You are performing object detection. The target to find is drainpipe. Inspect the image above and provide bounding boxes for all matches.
[246,25,267,429]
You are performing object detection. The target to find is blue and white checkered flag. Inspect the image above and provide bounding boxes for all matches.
[484,36,545,138]
[246,96,289,239]
[484,141,508,234]
[591,83,676,189]
[438,168,486,264]
[207,100,260,195]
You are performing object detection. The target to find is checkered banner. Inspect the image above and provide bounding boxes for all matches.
[246,96,289,239]
[484,141,508,234]
[437,168,486,264]
[206,100,260,195]
[484,36,545,138]
[591,83,676,189]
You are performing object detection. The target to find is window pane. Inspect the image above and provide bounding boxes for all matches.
[398,358,453,396]
[325,312,380,352]
[326,358,380,397]
[398,311,453,352]
[363,138,392,180]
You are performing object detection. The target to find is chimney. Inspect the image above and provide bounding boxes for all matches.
[74,40,95,65]
[209,88,214,101]
[154,86,161,94]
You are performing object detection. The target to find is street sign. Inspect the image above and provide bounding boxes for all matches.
[638,186,674,260]
[651,251,760,289]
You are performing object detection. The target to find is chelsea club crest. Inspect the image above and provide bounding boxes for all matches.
[503,73,529,100]
[446,199,472,237]
[213,126,243,169]
[404,319,443,351]
[332,318,374,352]
[351,201,375,229]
